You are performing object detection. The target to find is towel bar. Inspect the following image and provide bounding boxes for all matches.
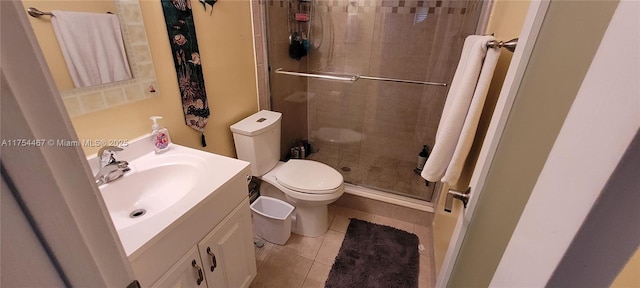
[487,38,518,52]
[275,68,448,87]
[26,7,113,18]
[26,7,53,17]
[444,187,471,213]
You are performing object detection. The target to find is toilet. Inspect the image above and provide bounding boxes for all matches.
[231,110,344,237]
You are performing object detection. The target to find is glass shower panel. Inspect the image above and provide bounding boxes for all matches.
[266,0,310,159]
[267,0,483,201]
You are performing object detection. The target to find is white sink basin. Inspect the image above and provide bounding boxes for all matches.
[90,140,250,256]
[100,155,204,230]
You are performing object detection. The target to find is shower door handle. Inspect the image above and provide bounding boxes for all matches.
[444,187,470,213]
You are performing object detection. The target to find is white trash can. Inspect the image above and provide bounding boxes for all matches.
[250,196,295,245]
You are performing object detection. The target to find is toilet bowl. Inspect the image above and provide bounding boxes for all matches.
[230,110,345,237]
[260,161,344,237]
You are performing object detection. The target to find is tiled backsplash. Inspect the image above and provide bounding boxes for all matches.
[269,0,482,15]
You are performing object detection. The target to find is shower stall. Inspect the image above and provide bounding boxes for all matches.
[263,0,485,203]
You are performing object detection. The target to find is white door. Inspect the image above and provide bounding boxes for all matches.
[438,0,640,286]
[435,1,550,286]
[2,1,136,286]
[490,1,639,285]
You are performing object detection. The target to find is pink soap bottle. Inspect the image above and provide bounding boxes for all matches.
[150,116,171,153]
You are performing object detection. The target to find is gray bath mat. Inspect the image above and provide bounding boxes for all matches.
[325,218,420,288]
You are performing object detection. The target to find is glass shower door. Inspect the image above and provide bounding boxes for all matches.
[267,0,483,201]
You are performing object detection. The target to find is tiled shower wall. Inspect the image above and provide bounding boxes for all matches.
[263,0,482,200]
[251,0,271,111]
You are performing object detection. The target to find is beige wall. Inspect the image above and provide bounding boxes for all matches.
[447,1,619,287]
[611,247,640,288]
[431,0,530,276]
[25,0,259,157]
[135,0,259,157]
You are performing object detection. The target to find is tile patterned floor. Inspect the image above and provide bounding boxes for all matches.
[250,205,435,288]
[307,151,437,201]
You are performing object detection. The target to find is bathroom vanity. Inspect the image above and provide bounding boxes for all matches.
[129,175,255,288]
[91,139,256,287]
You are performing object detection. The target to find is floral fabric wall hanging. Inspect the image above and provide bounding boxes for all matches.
[161,0,209,146]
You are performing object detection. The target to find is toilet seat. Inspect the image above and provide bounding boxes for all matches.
[275,160,343,194]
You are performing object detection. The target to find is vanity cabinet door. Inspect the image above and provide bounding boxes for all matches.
[151,247,207,288]
[198,199,256,288]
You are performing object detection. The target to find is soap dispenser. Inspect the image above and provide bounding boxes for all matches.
[150,116,171,153]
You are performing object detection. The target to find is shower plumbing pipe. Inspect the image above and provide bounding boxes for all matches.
[274,68,448,87]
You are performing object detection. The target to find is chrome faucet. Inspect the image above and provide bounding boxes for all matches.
[98,146,121,167]
[95,146,130,185]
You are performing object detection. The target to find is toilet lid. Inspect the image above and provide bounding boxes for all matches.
[275,160,343,194]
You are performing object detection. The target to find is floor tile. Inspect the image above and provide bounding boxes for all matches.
[279,233,325,260]
[419,254,435,288]
[252,206,435,288]
[327,209,336,229]
[372,215,415,233]
[254,240,275,269]
[332,205,374,218]
[329,207,376,233]
[301,262,332,288]
[328,215,350,233]
[414,224,433,256]
[315,230,346,266]
[310,148,435,200]
[250,247,313,288]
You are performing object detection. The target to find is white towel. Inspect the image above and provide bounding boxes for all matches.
[51,10,132,88]
[421,35,501,185]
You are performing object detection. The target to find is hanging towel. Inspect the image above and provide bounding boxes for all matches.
[421,35,501,185]
[51,10,132,88]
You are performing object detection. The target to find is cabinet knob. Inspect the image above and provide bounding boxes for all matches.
[206,247,217,272]
[191,260,204,285]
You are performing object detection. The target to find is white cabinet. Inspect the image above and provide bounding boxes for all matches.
[130,168,257,288]
[151,247,207,288]
[151,201,256,288]
[198,201,256,288]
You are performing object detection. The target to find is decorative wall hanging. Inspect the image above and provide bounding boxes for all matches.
[161,0,209,146]
[198,0,217,15]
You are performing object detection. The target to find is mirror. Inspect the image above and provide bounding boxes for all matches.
[22,0,157,117]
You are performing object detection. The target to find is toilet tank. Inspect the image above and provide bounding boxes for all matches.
[230,110,282,176]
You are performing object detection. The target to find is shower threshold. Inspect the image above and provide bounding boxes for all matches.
[344,183,436,213]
